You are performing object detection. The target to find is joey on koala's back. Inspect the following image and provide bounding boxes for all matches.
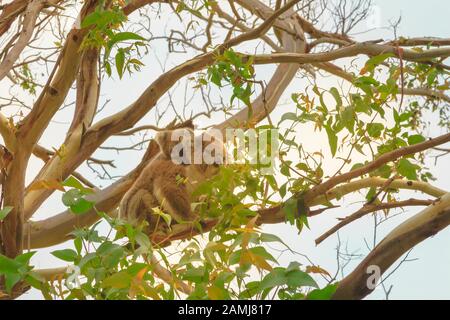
[118,124,225,235]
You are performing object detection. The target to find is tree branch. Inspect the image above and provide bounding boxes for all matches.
[316,199,435,245]
[17,0,96,151]
[332,193,450,300]
[0,0,44,81]
[0,112,15,150]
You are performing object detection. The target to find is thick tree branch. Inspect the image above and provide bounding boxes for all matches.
[68,48,100,134]
[250,44,450,65]
[17,0,96,151]
[332,193,450,300]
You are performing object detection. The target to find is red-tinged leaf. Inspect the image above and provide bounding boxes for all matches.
[305,265,331,277]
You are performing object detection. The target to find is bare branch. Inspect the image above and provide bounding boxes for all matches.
[316,199,435,245]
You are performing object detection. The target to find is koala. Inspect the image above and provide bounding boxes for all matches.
[118,125,225,235]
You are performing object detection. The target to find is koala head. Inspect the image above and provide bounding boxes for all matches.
[154,124,226,169]
[155,127,195,161]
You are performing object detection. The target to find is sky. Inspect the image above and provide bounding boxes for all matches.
[7,0,450,299]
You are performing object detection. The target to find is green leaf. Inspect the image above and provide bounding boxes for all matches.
[239,281,260,299]
[63,176,93,194]
[279,112,298,123]
[318,92,328,112]
[367,123,384,138]
[0,206,13,221]
[15,251,36,265]
[286,270,318,288]
[74,237,82,255]
[183,267,206,283]
[152,207,172,226]
[307,283,338,300]
[62,189,81,207]
[364,53,394,73]
[325,126,337,156]
[279,183,287,198]
[208,67,222,86]
[329,87,342,109]
[407,134,426,145]
[101,271,132,289]
[229,247,277,265]
[350,163,364,171]
[70,198,94,215]
[398,158,419,180]
[62,189,94,215]
[371,103,385,118]
[352,94,371,115]
[355,76,379,87]
[258,269,287,291]
[282,198,297,225]
[175,2,185,12]
[104,61,112,77]
[81,9,126,29]
[25,272,45,290]
[427,68,438,86]
[108,32,146,47]
[341,106,355,133]
[260,233,290,250]
[248,247,277,263]
[280,162,291,177]
[81,11,102,28]
[129,58,145,67]
[5,272,21,294]
[115,49,125,79]
[366,187,377,201]
[134,231,151,250]
[0,254,21,274]
[97,242,125,268]
[373,164,392,178]
[51,249,78,262]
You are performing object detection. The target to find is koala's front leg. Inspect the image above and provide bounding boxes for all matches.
[153,176,196,225]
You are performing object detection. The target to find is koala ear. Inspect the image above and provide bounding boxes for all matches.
[155,131,172,157]
[183,119,194,130]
